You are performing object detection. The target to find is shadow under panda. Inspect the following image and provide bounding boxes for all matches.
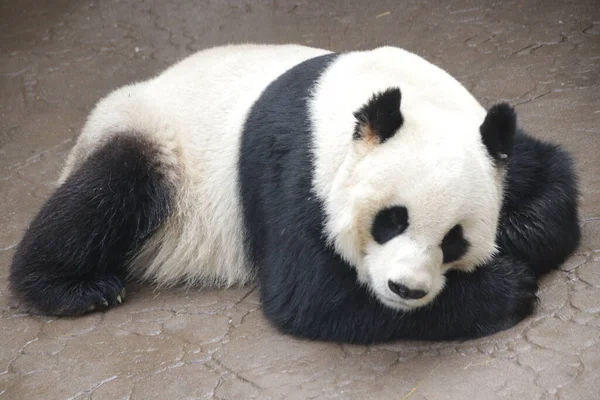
[9,44,581,344]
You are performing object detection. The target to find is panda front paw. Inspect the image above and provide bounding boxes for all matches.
[477,256,539,334]
[502,267,538,328]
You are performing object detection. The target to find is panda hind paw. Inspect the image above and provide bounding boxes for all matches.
[11,274,127,317]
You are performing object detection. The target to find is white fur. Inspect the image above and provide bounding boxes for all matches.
[60,44,504,309]
[309,47,504,309]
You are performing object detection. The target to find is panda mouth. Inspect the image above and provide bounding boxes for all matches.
[378,294,417,311]
[377,287,438,311]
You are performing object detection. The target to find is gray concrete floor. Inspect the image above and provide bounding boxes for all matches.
[1,0,599,399]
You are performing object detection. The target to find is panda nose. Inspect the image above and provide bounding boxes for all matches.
[388,280,428,300]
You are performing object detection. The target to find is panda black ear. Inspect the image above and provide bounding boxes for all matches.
[353,87,403,144]
[480,103,516,164]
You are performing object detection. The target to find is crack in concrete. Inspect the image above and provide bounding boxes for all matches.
[65,376,118,400]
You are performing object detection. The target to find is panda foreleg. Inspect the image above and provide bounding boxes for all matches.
[9,134,174,316]
[497,130,581,277]
[259,247,538,343]
[417,255,539,340]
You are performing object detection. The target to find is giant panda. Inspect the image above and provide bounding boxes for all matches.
[9,44,580,344]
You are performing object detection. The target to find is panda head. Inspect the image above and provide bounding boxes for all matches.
[311,54,516,311]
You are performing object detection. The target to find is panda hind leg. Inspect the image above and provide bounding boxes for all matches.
[9,134,175,316]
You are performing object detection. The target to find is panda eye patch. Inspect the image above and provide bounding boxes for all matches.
[441,224,470,263]
[371,206,409,245]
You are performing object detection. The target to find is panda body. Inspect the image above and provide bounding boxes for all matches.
[9,44,581,343]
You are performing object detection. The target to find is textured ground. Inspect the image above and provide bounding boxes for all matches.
[1,0,599,399]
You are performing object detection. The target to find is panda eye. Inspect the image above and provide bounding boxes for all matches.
[441,224,470,263]
[371,206,409,245]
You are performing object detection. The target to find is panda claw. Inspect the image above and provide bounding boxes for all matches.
[116,295,122,304]
[86,304,96,312]
[101,298,109,307]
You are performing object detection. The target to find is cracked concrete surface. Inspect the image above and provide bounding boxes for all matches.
[1,0,599,398]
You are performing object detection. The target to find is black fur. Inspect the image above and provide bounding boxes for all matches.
[9,135,173,315]
[240,56,580,343]
[497,130,581,276]
[481,103,516,163]
[371,206,409,245]
[441,224,470,264]
[353,87,403,142]
[239,53,340,268]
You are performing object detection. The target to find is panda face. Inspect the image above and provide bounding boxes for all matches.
[309,47,516,310]
[365,203,476,310]
[355,125,502,310]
